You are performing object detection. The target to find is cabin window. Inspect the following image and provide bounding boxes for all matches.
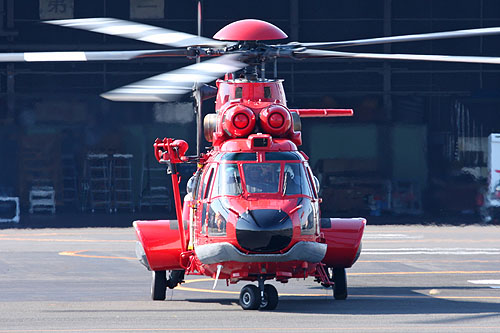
[235,87,243,98]
[243,163,281,193]
[264,86,271,99]
[283,163,312,197]
[206,199,228,236]
[212,163,242,197]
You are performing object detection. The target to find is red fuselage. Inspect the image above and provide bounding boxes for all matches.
[134,78,365,286]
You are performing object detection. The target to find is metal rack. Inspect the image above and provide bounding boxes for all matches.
[139,154,171,212]
[84,153,112,213]
[0,196,20,223]
[29,186,56,214]
[112,153,134,212]
[61,154,78,209]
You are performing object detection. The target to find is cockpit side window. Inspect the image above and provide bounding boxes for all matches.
[212,163,242,197]
[189,169,202,201]
[199,166,214,201]
[283,163,312,197]
[203,168,215,200]
[305,165,319,199]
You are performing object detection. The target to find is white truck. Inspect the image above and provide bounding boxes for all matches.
[478,133,500,222]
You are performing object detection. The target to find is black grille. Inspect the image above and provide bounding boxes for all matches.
[236,209,293,252]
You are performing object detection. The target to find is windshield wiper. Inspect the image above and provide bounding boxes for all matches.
[282,173,288,195]
[233,171,243,195]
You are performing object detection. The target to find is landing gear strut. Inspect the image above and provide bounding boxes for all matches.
[239,276,279,310]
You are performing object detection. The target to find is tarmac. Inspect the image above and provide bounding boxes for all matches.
[1,209,495,229]
[1,221,500,332]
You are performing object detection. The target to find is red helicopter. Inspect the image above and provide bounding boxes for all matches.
[134,20,366,310]
[4,11,500,310]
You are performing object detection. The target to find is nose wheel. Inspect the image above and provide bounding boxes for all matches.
[260,284,279,310]
[239,278,279,310]
[239,284,260,310]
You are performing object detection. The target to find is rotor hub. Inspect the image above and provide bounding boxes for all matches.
[213,19,288,41]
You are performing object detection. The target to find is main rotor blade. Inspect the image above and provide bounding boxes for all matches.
[46,17,228,48]
[101,54,246,102]
[301,26,500,49]
[0,49,187,62]
[295,49,500,65]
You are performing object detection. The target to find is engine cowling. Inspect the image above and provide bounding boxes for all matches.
[221,104,256,138]
[259,104,292,137]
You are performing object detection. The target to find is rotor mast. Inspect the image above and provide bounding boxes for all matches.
[195,0,203,156]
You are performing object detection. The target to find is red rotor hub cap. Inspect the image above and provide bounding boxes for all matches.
[213,19,288,41]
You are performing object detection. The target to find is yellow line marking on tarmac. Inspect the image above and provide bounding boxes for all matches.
[363,239,500,243]
[57,249,500,272]
[2,327,500,332]
[59,250,135,260]
[349,270,500,276]
[177,278,325,296]
[364,229,500,233]
[0,230,134,237]
[0,232,130,237]
[56,249,500,272]
[177,278,500,299]
[0,237,134,243]
[359,259,500,263]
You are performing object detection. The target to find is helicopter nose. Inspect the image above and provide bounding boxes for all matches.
[236,209,293,253]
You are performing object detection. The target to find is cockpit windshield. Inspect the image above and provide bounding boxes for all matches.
[212,162,313,197]
[243,163,281,193]
[212,163,242,196]
[283,163,312,197]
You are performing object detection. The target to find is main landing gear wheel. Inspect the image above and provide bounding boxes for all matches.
[260,284,279,310]
[151,270,167,301]
[239,284,260,310]
[333,267,348,300]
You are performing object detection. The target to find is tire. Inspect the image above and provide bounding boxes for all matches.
[151,270,167,301]
[239,284,260,310]
[333,268,348,300]
[260,284,279,310]
[479,206,493,223]
[167,270,185,289]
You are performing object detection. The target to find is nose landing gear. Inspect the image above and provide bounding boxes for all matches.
[239,276,279,310]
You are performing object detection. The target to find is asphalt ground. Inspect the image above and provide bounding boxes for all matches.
[0,225,499,332]
[1,209,497,229]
